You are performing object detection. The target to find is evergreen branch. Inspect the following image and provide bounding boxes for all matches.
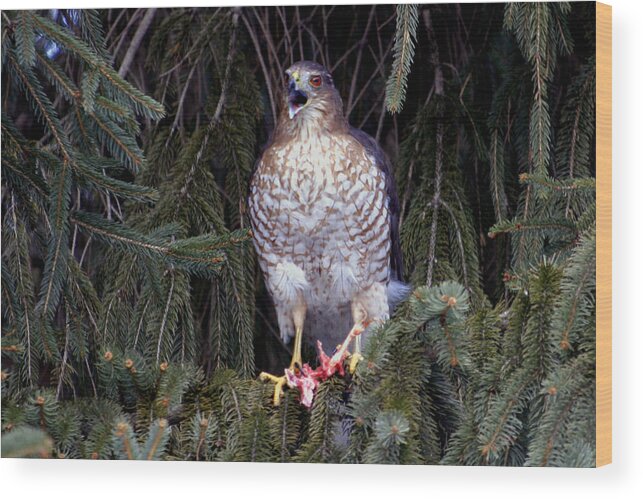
[522,263,562,379]
[94,95,136,123]
[0,427,53,458]
[143,418,169,460]
[478,367,536,463]
[25,10,100,65]
[170,7,240,183]
[156,272,175,364]
[488,219,577,239]
[14,11,36,67]
[556,59,596,181]
[113,420,141,459]
[526,353,594,466]
[551,3,573,55]
[555,230,595,350]
[28,11,165,120]
[504,3,557,175]
[78,10,109,58]
[2,155,50,198]
[489,128,509,222]
[71,211,229,274]
[530,96,552,176]
[365,410,410,464]
[69,212,173,255]
[440,200,470,290]
[80,68,100,113]
[8,197,37,385]
[1,266,19,330]
[34,50,79,101]
[74,156,159,202]
[65,257,102,349]
[439,314,459,368]
[169,229,251,253]
[519,173,595,192]
[73,104,92,148]
[96,64,165,121]
[295,378,344,463]
[7,50,74,162]
[426,118,444,287]
[414,282,470,372]
[89,110,144,172]
[385,4,419,113]
[1,112,29,153]
[37,159,72,321]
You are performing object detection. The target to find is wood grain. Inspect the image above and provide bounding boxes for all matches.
[595,1,612,468]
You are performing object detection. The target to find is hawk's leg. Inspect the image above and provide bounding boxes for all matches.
[347,283,390,373]
[348,301,367,374]
[290,303,305,370]
[319,301,368,375]
[260,299,306,405]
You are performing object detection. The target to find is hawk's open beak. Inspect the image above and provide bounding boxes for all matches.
[288,80,308,119]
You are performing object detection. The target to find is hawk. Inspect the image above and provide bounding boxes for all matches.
[248,61,406,405]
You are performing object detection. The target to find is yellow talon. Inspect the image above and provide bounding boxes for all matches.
[259,372,288,406]
[349,352,363,374]
[259,322,304,406]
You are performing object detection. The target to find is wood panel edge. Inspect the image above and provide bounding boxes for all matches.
[595,1,612,468]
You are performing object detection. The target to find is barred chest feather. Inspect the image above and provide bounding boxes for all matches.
[249,130,391,308]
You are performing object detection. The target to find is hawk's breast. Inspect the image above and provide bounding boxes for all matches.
[250,132,390,306]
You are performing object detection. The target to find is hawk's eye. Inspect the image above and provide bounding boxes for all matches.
[309,75,322,88]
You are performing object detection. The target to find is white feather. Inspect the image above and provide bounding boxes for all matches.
[269,262,309,305]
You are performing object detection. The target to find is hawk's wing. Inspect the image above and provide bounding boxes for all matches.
[348,126,404,281]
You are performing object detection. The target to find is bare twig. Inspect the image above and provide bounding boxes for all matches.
[240,9,277,123]
[159,12,224,78]
[119,8,157,78]
[348,34,394,118]
[426,119,444,288]
[347,6,376,113]
[111,9,142,59]
[105,8,129,45]
[295,6,305,61]
[252,7,284,79]
[424,8,445,288]
[440,199,469,289]
[276,6,293,66]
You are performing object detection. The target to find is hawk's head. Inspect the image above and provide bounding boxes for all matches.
[284,61,341,121]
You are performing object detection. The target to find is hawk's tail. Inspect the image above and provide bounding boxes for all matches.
[306,303,353,350]
[387,279,411,311]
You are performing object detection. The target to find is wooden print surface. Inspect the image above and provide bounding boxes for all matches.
[1,3,609,467]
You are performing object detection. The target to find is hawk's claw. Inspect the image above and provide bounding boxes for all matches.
[259,319,370,406]
[348,352,363,374]
[259,372,288,406]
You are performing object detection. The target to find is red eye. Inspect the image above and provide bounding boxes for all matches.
[309,75,322,88]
